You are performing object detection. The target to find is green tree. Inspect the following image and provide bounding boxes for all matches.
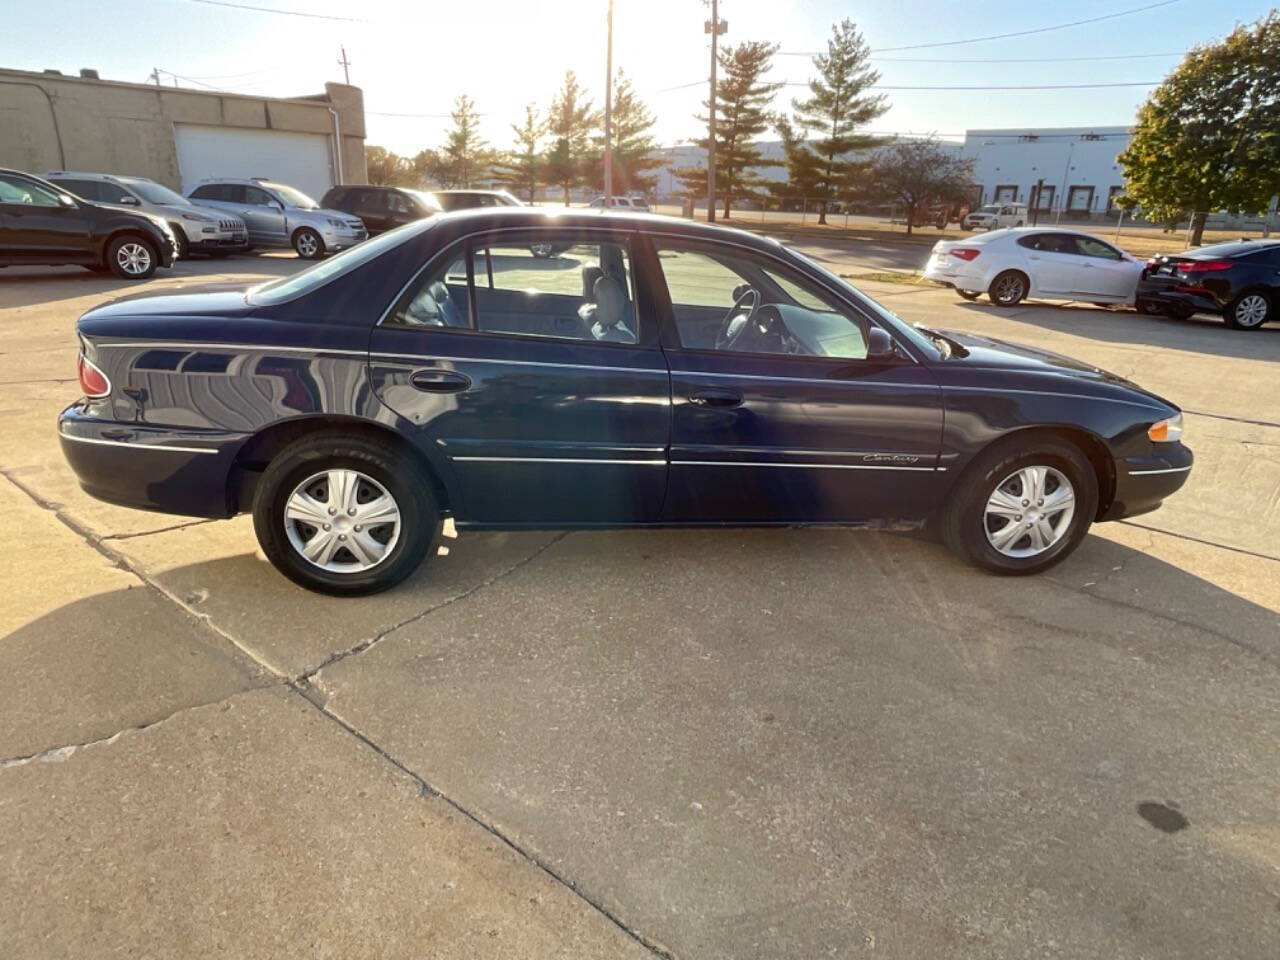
[1118,12,1280,246]
[493,104,544,203]
[869,137,975,236]
[780,18,888,224]
[545,71,600,205]
[440,94,490,188]
[676,41,783,218]
[589,70,662,195]
[364,145,412,186]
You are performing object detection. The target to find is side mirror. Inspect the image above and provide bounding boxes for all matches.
[119,195,140,206]
[57,193,77,208]
[867,327,897,359]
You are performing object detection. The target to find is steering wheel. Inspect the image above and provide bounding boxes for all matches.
[715,287,760,350]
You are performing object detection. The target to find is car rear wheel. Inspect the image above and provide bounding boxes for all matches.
[942,436,1098,575]
[988,270,1027,307]
[292,228,325,260]
[252,433,438,595]
[107,235,158,279]
[1225,291,1271,330]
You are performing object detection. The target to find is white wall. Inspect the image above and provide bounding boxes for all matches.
[174,125,335,201]
[962,127,1130,216]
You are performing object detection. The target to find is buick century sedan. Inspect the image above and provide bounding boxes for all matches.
[59,209,1193,594]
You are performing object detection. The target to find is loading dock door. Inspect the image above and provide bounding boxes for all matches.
[174,125,333,200]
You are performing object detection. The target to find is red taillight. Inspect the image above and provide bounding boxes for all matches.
[1179,260,1233,273]
[77,353,110,398]
[949,248,981,261]
[1145,258,1159,270]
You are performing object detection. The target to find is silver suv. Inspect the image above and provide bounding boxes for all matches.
[187,178,366,259]
[44,171,247,258]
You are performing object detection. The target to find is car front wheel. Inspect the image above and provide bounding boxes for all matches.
[292,228,325,260]
[956,289,981,301]
[107,235,159,279]
[942,436,1098,575]
[252,433,438,595]
[1225,291,1270,330]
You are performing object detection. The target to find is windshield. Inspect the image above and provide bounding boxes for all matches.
[979,205,1000,213]
[248,219,434,305]
[266,183,319,209]
[404,189,442,213]
[126,180,190,206]
[784,247,942,359]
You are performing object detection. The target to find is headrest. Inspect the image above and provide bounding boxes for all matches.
[593,276,627,327]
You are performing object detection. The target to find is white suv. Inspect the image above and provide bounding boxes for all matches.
[963,202,1027,231]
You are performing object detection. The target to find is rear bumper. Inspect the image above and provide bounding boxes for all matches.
[1099,442,1194,521]
[1135,276,1226,314]
[58,403,244,518]
[924,254,987,291]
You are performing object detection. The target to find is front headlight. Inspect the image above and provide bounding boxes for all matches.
[181,212,211,222]
[1148,413,1184,443]
[326,217,346,228]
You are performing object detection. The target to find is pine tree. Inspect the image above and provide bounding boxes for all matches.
[493,105,543,203]
[441,95,489,188]
[545,71,600,205]
[589,70,662,196]
[676,41,782,218]
[781,19,888,224]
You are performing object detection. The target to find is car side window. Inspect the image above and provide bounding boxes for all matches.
[472,237,638,343]
[1075,236,1121,260]
[386,192,412,214]
[0,175,61,206]
[655,244,870,360]
[245,187,276,207]
[386,244,472,329]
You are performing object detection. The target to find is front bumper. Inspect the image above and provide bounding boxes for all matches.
[58,403,243,518]
[321,227,368,251]
[1099,441,1194,521]
[190,229,249,252]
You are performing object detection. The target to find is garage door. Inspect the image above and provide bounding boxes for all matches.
[174,125,334,201]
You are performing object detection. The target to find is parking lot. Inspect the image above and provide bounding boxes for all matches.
[2,247,1279,957]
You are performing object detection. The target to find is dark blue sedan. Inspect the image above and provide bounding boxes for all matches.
[59,209,1193,594]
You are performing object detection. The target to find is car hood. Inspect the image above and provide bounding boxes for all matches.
[933,329,1175,406]
[81,286,254,321]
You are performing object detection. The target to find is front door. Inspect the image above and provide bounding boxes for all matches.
[647,240,944,524]
[369,227,671,526]
[241,185,288,245]
[0,174,91,259]
[1070,235,1138,299]
[1019,232,1083,295]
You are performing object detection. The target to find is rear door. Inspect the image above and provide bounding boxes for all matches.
[242,186,288,245]
[369,226,671,526]
[648,239,944,523]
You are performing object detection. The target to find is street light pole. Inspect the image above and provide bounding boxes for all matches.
[705,1,726,222]
[603,0,614,203]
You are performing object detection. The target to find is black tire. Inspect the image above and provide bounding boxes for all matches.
[252,433,439,596]
[941,435,1099,576]
[956,289,981,301]
[106,234,159,279]
[1137,299,1166,316]
[208,250,232,259]
[292,227,325,260]
[1224,290,1271,330]
[172,226,189,260]
[1015,220,1024,227]
[988,270,1028,307]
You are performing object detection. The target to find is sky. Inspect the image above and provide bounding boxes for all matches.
[6,0,1275,156]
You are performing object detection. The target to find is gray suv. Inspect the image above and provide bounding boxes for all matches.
[187,178,366,258]
[44,171,247,258]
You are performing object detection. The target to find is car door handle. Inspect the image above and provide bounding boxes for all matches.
[1028,255,1041,260]
[689,387,743,407]
[409,369,471,393]
[1080,262,1093,268]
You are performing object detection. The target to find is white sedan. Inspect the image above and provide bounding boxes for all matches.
[923,228,1145,307]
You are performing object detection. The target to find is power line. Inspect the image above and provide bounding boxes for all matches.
[178,0,365,22]
[784,80,1159,90]
[872,0,1183,52]
[777,51,1183,63]
[176,65,285,80]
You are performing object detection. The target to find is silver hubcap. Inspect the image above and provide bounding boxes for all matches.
[284,469,401,573]
[994,275,1023,303]
[297,233,318,256]
[984,465,1075,558]
[1236,294,1268,326]
[117,242,151,275]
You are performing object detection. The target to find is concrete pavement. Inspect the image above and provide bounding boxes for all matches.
[2,247,1278,958]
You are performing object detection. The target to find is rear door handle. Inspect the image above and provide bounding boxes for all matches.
[409,368,472,393]
[690,387,743,407]
[1028,255,1041,260]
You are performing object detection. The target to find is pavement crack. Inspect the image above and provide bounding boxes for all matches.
[100,518,219,541]
[1116,519,1280,564]
[0,467,286,681]
[298,532,570,682]
[0,686,273,770]
[289,684,675,960]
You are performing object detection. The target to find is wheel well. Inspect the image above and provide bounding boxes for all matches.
[229,416,450,514]
[291,225,319,241]
[101,228,157,263]
[959,426,1116,520]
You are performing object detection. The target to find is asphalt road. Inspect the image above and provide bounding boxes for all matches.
[2,245,1278,959]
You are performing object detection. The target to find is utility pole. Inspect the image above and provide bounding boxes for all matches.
[705,0,727,222]
[603,0,614,202]
[149,68,162,87]
[337,45,352,85]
